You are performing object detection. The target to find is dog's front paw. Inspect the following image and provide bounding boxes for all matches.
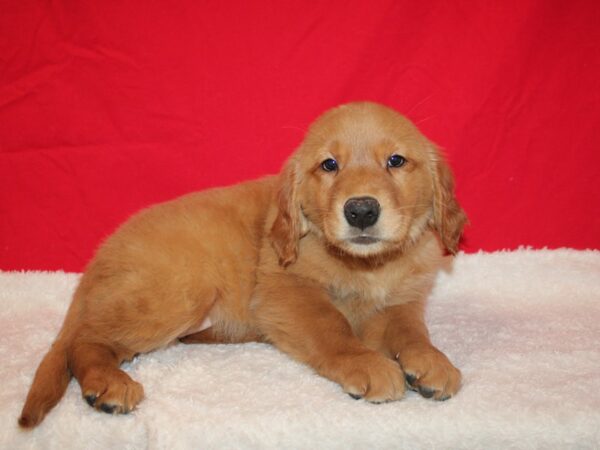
[397,344,461,401]
[334,351,405,403]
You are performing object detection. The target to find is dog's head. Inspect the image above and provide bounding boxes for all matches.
[270,102,467,267]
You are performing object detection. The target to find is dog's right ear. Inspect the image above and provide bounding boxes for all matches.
[428,147,468,254]
[269,157,303,267]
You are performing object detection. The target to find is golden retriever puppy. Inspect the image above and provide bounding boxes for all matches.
[19,102,467,428]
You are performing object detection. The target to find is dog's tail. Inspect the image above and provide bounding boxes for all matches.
[18,339,71,429]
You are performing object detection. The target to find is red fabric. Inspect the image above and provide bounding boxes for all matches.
[1,1,599,271]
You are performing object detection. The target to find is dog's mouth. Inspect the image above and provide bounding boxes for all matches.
[349,235,380,245]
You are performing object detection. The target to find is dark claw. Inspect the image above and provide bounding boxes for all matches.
[99,403,117,414]
[84,394,97,407]
[418,386,436,399]
[404,373,417,386]
[438,394,451,402]
[348,393,363,400]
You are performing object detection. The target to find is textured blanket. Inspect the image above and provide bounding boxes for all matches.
[1,249,599,449]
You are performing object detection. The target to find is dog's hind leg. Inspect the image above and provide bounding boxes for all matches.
[68,340,144,414]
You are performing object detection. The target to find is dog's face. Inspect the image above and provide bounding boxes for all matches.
[270,102,466,266]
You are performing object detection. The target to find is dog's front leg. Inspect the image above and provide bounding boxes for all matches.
[361,301,462,400]
[253,274,405,402]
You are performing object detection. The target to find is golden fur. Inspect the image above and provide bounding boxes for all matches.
[19,102,467,428]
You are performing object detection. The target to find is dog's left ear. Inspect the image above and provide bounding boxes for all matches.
[428,147,468,254]
[269,157,303,267]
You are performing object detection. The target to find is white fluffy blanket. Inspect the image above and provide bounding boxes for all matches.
[1,249,599,449]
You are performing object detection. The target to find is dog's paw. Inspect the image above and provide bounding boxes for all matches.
[336,351,405,403]
[81,367,144,414]
[397,344,461,401]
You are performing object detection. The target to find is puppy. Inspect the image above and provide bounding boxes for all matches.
[19,102,467,428]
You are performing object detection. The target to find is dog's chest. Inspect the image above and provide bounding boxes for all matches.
[328,271,394,328]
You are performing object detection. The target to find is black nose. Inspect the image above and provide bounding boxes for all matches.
[344,197,380,230]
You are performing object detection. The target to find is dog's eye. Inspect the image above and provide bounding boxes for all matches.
[387,154,407,168]
[321,158,338,172]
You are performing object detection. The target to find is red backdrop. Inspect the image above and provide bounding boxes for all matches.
[1,1,599,271]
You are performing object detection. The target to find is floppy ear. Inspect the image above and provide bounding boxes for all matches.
[269,157,303,267]
[429,148,468,254]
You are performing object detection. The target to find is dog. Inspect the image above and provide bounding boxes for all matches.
[19,102,467,428]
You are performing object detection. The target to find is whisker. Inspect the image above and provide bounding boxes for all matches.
[305,203,435,215]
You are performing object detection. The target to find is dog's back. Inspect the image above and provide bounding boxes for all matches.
[19,176,276,427]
